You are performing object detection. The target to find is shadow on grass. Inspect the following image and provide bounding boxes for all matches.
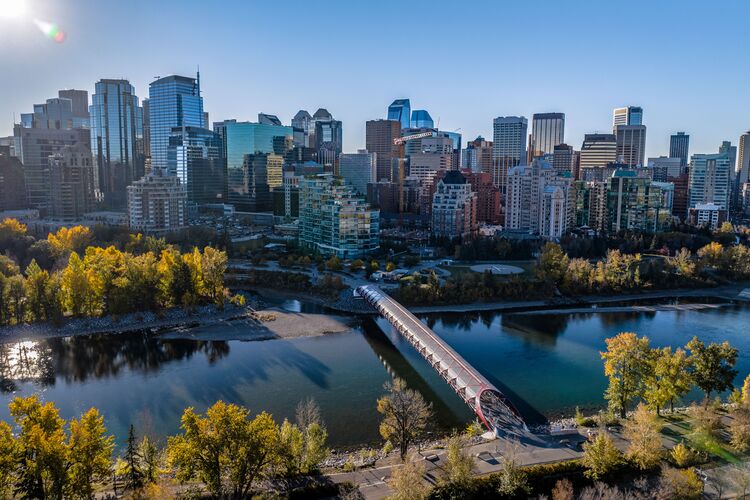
[687,431,740,464]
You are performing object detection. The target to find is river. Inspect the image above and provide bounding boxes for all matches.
[0,297,747,449]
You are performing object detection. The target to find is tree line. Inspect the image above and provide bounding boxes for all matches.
[0,219,229,326]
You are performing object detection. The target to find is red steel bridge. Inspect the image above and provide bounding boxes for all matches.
[357,285,528,438]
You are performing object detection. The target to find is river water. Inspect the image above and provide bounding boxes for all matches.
[0,298,747,449]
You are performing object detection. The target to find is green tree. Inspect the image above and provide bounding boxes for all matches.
[7,275,25,323]
[686,336,738,402]
[167,401,280,498]
[581,432,623,480]
[442,434,473,486]
[302,423,328,473]
[623,403,663,470]
[376,378,432,461]
[535,242,569,285]
[497,442,529,496]
[645,347,692,414]
[67,408,114,499]
[123,425,143,491]
[9,395,69,499]
[601,332,652,418]
[278,419,304,476]
[24,260,51,322]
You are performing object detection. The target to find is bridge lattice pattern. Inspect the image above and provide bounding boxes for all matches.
[357,285,527,436]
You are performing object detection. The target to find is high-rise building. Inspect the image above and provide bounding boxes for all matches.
[169,126,226,205]
[298,174,380,258]
[311,109,342,168]
[607,169,672,233]
[492,116,528,192]
[291,110,313,148]
[529,113,565,160]
[258,113,282,126]
[127,173,187,233]
[387,99,411,130]
[688,153,731,210]
[89,79,144,208]
[647,157,683,182]
[241,152,284,212]
[431,170,477,239]
[460,169,500,224]
[148,74,204,173]
[0,149,26,211]
[214,120,293,211]
[49,144,95,220]
[615,125,646,167]
[580,134,617,169]
[13,125,90,212]
[142,99,151,171]
[339,150,376,195]
[669,132,690,169]
[366,119,401,182]
[506,159,572,237]
[21,90,89,130]
[463,136,494,174]
[738,132,750,185]
[410,110,433,129]
[552,143,575,176]
[613,106,643,128]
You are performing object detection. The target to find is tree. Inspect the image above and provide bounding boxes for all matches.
[67,408,114,498]
[24,259,52,322]
[201,246,227,307]
[9,395,69,499]
[645,347,692,414]
[138,436,161,484]
[325,255,342,272]
[551,478,574,500]
[388,455,428,500]
[670,443,694,468]
[581,432,623,480]
[61,252,91,316]
[123,425,143,490]
[0,421,17,498]
[278,419,304,476]
[302,423,328,473]
[167,401,280,498]
[697,241,725,270]
[729,406,750,452]
[686,336,738,402]
[742,374,750,405]
[657,467,703,500]
[376,378,432,461]
[601,332,652,418]
[442,434,473,486]
[670,248,696,279]
[7,275,25,323]
[47,226,93,259]
[688,403,722,438]
[497,441,529,496]
[623,403,663,470]
[535,242,569,285]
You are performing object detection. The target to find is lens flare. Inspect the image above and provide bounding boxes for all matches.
[33,19,66,43]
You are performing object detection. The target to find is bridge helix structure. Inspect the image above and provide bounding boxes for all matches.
[357,285,528,439]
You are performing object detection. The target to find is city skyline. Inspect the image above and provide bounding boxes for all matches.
[1,0,749,158]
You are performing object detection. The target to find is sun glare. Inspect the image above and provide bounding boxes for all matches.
[0,0,28,19]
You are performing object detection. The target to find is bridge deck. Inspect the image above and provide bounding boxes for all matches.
[357,285,526,436]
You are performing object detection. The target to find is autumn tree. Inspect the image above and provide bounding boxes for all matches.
[623,403,663,470]
[0,421,17,497]
[138,436,161,484]
[729,406,750,452]
[497,441,529,496]
[601,332,652,418]
[167,401,280,498]
[686,336,738,403]
[442,434,473,486]
[581,432,623,480]
[47,226,93,259]
[535,242,569,286]
[67,408,114,498]
[389,455,428,500]
[697,241,725,270]
[377,378,432,461]
[60,252,91,316]
[201,246,227,307]
[645,347,692,414]
[10,395,69,499]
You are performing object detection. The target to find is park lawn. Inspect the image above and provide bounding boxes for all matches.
[660,412,742,464]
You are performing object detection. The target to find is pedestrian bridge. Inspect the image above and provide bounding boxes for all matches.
[356,285,528,438]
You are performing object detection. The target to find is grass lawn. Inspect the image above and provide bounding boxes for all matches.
[439,260,536,278]
[660,411,742,464]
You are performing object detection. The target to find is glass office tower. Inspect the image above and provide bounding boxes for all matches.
[90,79,144,208]
[169,126,226,205]
[214,120,293,211]
[410,109,434,129]
[148,75,204,174]
[669,132,690,169]
[530,113,565,160]
[388,99,411,130]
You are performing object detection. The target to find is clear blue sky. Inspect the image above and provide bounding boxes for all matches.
[1,0,748,158]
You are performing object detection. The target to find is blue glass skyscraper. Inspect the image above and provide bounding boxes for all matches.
[90,79,144,208]
[149,74,204,174]
[410,109,434,129]
[388,99,411,130]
